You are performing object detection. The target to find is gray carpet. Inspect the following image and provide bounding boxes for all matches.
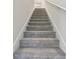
[14,8,65,59]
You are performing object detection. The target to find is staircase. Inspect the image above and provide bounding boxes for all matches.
[14,8,65,59]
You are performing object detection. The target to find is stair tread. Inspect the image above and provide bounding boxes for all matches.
[22,38,58,40]
[14,48,65,56]
[24,31,56,38]
[26,26,53,30]
[20,38,59,48]
[27,26,52,27]
[29,22,51,24]
[24,31,55,32]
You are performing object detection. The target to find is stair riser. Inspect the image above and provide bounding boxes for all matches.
[32,15,48,16]
[14,53,66,59]
[31,17,49,19]
[31,16,48,18]
[33,11,47,13]
[24,32,56,38]
[30,19,49,20]
[24,36,56,38]
[29,22,51,25]
[28,23,51,25]
[32,13,47,16]
[30,20,50,22]
[29,21,51,23]
[26,26,53,31]
[20,40,59,48]
[29,21,51,24]
[28,24,51,26]
[14,55,65,59]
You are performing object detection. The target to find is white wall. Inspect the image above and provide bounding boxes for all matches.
[35,0,45,8]
[45,0,66,53]
[13,0,34,52]
[46,0,66,8]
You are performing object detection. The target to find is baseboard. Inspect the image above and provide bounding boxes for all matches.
[45,7,66,53]
[53,23,66,53]
[13,7,35,53]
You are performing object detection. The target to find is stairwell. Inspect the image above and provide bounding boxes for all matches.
[14,8,65,59]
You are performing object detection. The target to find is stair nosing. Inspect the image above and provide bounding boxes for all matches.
[21,38,58,40]
[29,21,50,23]
[24,31,55,32]
[27,26,53,27]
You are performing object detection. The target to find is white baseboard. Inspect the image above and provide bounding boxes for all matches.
[45,7,66,53]
[53,22,66,53]
[13,7,35,53]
